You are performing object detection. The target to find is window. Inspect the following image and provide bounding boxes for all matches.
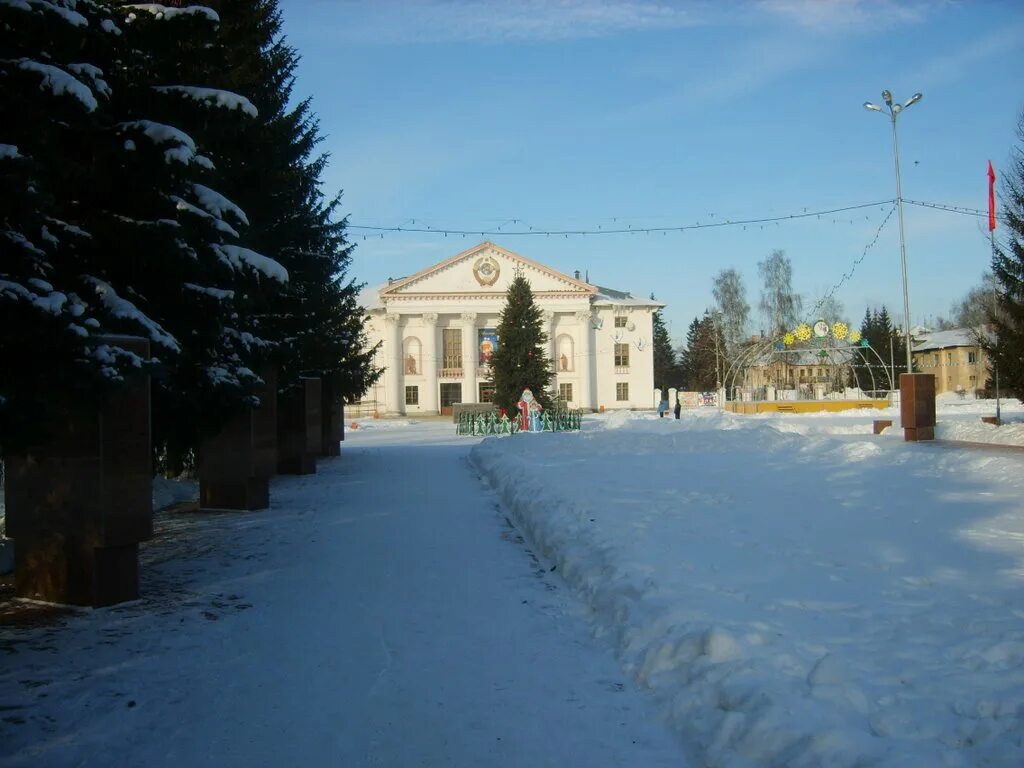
[968,351,977,363]
[614,316,627,328]
[934,354,939,366]
[405,386,418,405]
[442,328,462,371]
[478,383,495,403]
[559,383,573,403]
[946,352,952,364]
[614,343,630,367]
[616,382,629,401]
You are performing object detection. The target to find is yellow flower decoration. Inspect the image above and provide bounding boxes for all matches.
[832,322,848,340]
[783,332,795,346]
[849,330,862,343]
[795,323,812,342]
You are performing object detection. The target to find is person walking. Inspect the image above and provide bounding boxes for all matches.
[657,398,668,418]
[673,399,681,419]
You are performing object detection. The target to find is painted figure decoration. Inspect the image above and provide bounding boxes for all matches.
[517,388,544,432]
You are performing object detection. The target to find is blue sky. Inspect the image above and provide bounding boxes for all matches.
[278,0,1024,344]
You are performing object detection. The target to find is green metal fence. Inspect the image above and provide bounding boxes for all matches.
[456,409,583,436]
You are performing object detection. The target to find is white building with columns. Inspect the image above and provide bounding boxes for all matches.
[357,242,661,416]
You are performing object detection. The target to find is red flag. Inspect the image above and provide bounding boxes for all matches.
[988,160,997,231]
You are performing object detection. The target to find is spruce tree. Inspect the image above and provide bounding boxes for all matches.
[491,274,553,415]
[678,314,721,391]
[988,113,1024,401]
[193,0,381,403]
[0,1,288,461]
[651,307,677,397]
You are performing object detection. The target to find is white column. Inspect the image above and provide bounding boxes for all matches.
[576,310,593,411]
[421,313,439,414]
[384,313,402,415]
[543,310,556,373]
[461,311,478,404]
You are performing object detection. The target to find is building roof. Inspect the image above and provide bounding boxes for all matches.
[912,327,991,352]
[592,285,663,309]
[356,244,662,312]
[747,344,856,367]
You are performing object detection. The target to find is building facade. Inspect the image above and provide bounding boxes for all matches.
[358,242,660,416]
[911,328,992,395]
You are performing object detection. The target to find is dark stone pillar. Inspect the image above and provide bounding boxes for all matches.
[277,377,321,475]
[900,373,936,441]
[199,368,277,511]
[320,378,342,458]
[3,337,151,607]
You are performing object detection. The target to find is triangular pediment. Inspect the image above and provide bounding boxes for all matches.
[380,242,597,298]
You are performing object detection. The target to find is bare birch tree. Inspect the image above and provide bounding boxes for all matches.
[711,268,750,354]
[758,249,802,335]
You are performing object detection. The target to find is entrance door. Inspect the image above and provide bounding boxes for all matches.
[439,383,462,416]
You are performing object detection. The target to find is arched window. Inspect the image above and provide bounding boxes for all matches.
[556,334,574,371]
[403,337,421,375]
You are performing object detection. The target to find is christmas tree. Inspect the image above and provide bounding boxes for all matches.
[490,272,553,416]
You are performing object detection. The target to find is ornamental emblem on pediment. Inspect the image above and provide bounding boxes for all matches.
[472,255,500,286]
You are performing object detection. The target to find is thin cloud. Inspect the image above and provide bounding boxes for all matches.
[756,0,931,31]
[907,24,1024,91]
[322,1,715,44]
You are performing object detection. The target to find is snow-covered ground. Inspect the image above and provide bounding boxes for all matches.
[0,422,683,767]
[473,402,1024,768]
[1,398,1022,767]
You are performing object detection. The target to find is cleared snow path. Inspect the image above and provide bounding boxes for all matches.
[0,421,685,767]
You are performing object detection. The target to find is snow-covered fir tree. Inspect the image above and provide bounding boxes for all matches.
[1,0,287,458]
[187,0,381,406]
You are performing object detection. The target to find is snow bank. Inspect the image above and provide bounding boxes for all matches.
[471,414,1024,767]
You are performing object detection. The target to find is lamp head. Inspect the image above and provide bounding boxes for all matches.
[904,92,923,108]
[864,102,883,112]
[882,89,893,105]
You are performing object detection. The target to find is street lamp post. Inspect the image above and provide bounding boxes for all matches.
[865,90,922,374]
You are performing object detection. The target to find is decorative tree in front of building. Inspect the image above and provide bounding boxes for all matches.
[491,273,553,416]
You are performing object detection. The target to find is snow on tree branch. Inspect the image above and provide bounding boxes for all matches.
[154,86,257,118]
[67,63,111,99]
[0,144,21,160]
[183,283,234,301]
[84,276,181,352]
[0,279,67,314]
[192,184,250,226]
[121,4,219,23]
[13,59,98,111]
[117,120,209,166]
[1,0,87,27]
[213,244,288,283]
[171,196,240,238]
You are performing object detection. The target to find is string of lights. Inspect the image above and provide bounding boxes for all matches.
[349,200,895,239]
[803,203,897,323]
[903,198,1003,222]
[348,197,1002,241]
